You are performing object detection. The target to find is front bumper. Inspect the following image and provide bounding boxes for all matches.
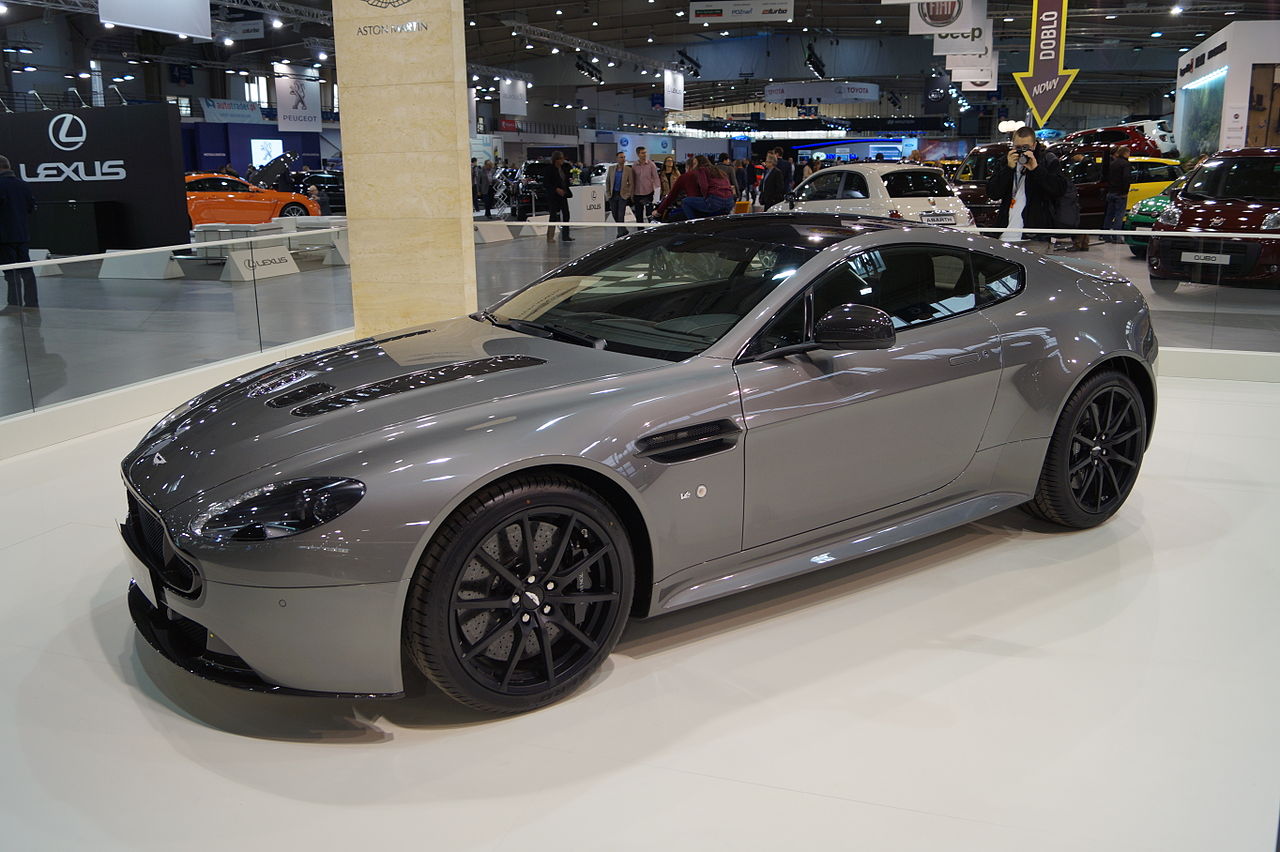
[123,509,409,698]
[1147,235,1280,283]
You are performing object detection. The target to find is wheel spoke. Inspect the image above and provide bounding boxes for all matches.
[475,547,525,590]
[544,512,579,579]
[521,515,539,576]
[1106,397,1134,435]
[1094,462,1106,509]
[1102,461,1124,502]
[1103,391,1116,438]
[1108,449,1138,468]
[454,597,514,611]
[536,623,556,687]
[462,615,518,661]
[550,613,599,652]
[1110,426,1143,445]
[1072,431,1094,447]
[555,547,608,586]
[499,625,527,690]
[1075,465,1099,502]
[548,591,619,605]
[1069,455,1093,476]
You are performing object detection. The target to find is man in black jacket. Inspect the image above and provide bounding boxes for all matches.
[987,127,1069,243]
[0,155,38,310]
[1103,145,1132,243]
[758,155,785,210]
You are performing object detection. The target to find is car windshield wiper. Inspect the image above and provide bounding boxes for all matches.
[479,313,607,349]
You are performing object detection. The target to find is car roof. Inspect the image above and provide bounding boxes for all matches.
[186,173,246,180]
[814,162,945,174]
[1209,147,1280,158]
[657,212,901,251]
[1129,156,1181,164]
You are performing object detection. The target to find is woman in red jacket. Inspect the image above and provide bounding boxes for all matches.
[654,156,736,221]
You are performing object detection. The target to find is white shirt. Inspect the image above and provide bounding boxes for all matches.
[1001,164,1028,242]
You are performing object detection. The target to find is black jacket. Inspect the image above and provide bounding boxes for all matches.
[0,170,36,244]
[759,168,785,209]
[987,145,1069,230]
[1106,157,1132,195]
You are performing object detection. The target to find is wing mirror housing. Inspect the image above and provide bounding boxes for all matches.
[813,304,896,350]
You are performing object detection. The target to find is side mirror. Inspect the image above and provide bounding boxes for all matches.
[814,304,896,351]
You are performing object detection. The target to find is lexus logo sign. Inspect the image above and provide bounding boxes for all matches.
[48,113,87,151]
[919,1,963,28]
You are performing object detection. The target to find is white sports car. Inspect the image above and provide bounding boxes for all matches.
[786,163,974,227]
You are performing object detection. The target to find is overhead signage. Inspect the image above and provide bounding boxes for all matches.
[763,80,879,103]
[664,69,685,111]
[617,134,675,156]
[931,22,992,55]
[950,54,998,82]
[222,20,265,40]
[354,20,429,37]
[0,104,187,249]
[99,0,211,38]
[273,64,322,132]
[1178,41,1227,78]
[688,1,793,22]
[199,98,269,124]
[909,0,986,37]
[498,79,528,117]
[945,50,992,68]
[961,79,998,92]
[1012,0,1078,127]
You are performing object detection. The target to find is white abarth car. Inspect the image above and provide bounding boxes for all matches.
[786,163,974,227]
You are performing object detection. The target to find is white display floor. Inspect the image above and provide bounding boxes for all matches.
[1,376,1277,851]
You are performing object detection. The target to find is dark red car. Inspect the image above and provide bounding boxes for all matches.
[1059,126,1162,158]
[1147,148,1280,285]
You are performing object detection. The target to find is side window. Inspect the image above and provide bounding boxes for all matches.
[1129,162,1150,183]
[840,245,977,329]
[750,294,808,355]
[970,252,1024,305]
[841,172,869,199]
[187,179,218,192]
[794,172,843,202]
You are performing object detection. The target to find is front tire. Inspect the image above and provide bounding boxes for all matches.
[1024,370,1147,528]
[279,203,308,217]
[405,474,634,713]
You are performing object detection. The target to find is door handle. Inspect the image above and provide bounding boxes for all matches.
[948,352,980,366]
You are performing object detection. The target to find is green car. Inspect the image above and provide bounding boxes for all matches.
[1123,173,1188,257]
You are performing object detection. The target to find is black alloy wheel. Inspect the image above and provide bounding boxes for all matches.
[1025,370,1148,529]
[405,474,633,713]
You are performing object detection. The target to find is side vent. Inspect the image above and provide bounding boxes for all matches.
[266,383,335,408]
[635,419,742,464]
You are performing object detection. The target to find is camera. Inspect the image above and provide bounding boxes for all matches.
[1014,144,1033,153]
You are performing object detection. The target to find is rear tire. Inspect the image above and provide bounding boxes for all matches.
[404,473,634,713]
[1024,370,1147,529]
[279,203,308,217]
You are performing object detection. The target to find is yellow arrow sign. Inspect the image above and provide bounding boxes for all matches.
[1013,0,1079,127]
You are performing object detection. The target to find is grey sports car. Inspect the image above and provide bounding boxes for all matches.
[121,213,1158,713]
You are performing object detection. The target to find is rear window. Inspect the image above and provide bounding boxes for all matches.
[1074,130,1128,145]
[956,151,1002,182]
[883,170,953,198]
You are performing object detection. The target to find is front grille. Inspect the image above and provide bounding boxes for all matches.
[125,490,202,598]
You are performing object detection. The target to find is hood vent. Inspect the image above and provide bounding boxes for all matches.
[266,382,336,408]
[290,355,547,418]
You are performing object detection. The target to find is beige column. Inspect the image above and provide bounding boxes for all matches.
[332,0,476,337]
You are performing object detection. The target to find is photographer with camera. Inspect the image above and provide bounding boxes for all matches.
[987,126,1069,244]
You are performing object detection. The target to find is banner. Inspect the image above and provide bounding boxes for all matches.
[931,22,992,54]
[0,104,187,250]
[99,0,210,38]
[498,79,528,116]
[616,134,676,157]
[945,50,993,68]
[663,70,685,111]
[273,65,321,132]
[950,55,998,82]
[1012,0,1077,126]
[961,79,998,91]
[198,98,269,124]
[763,80,879,103]
[688,1,793,22]
[222,20,265,40]
[909,0,987,36]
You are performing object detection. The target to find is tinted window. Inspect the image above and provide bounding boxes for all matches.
[1064,154,1104,184]
[1129,162,1151,183]
[811,246,977,330]
[956,151,1002,182]
[841,172,870,198]
[1185,157,1280,202]
[882,170,953,198]
[794,171,843,201]
[970,252,1024,305]
[188,177,246,192]
[494,232,817,361]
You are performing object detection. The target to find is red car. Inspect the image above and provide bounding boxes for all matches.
[1147,148,1280,285]
[1059,126,1162,158]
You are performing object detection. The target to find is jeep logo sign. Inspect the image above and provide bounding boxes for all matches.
[0,103,188,252]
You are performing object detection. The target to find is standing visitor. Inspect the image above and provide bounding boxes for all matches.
[630,146,660,223]
[478,160,496,220]
[1103,145,1132,243]
[715,154,740,199]
[470,158,482,211]
[307,184,332,216]
[758,155,785,211]
[987,125,1069,243]
[604,151,634,238]
[0,155,38,311]
[659,156,679,199]
[772,148,794,193]
[546,151,574,243]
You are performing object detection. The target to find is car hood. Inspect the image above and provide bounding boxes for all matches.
[1162,197,1280,231]
[1130,195,1171,217]
[123,317,664,511]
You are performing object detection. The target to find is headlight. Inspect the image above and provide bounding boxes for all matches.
[1157,206,1181,227]
[1262,210,1280,230]
[191,478,366,542]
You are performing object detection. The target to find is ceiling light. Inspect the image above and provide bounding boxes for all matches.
[280,59,290,64]
[122,74,133,80]
[1105,14,1117,19]
[0,3,8,12]
[504,77,511,83]
[875,18,882,25]
[225,69,236,74]
[555,8,563,14]
[1170,5,1183,14]
[581,104,588,109]
[1224,10,1236,15]
[1179,46,1189,51]
[524,42,534,49]
[1151,31,1163,37]
[223,37,234,46]
[550,46,560,54]
[1196,32,1206,36]
[468,19,476,26]
[239,69,249,75]
[1003,17,1013,22]
[606,59,615,66]
[510,29,517,36]
[178,34,188,39]
[592,20,598,26]
[591,56,600,63]
[676,10,685,16]
[470,74,479,81]
[312,62,321,68]
[78,71,91,78]
[22,65,35,71]
[721,30,730,35]
[272,18,283,28]
[647,32,654,43]
[103,22,114,28]
[18,47,31,53]
[318,51,328,60]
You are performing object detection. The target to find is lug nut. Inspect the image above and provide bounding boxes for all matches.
[545,582,555,590]
[542,605,552,614]
[525,575,536,584]
[521,613,531,623]
[511,595,521,604]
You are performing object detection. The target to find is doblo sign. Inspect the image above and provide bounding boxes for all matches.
[0,104,188,249]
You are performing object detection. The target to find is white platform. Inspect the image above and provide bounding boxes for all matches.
[98,249,183,280]
[1,375,1277,851]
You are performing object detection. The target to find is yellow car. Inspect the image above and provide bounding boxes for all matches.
[1126,157,1183,209]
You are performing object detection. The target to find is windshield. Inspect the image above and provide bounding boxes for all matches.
[956,151,1002,182]
[883,170,953,198]
[1163,173,1189,197]
[1184,157,1280,202]
[488,232,820,361]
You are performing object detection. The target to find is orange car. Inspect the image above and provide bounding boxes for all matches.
[184,173,320,226]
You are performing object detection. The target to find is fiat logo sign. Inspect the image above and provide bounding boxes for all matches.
[919,1,963,28]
